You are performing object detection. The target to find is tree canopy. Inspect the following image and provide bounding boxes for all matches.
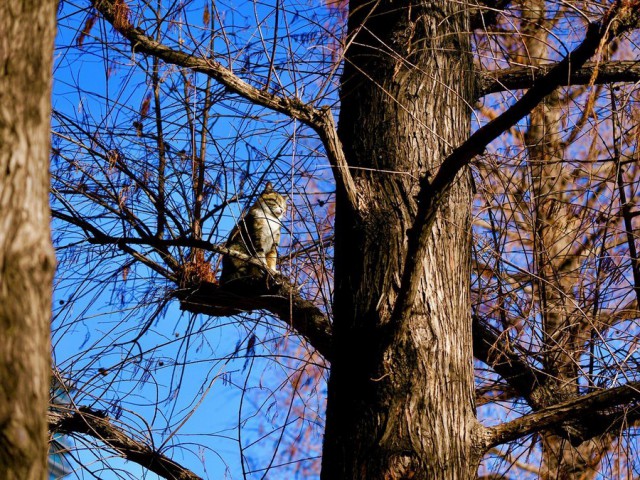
[49,0,640,478]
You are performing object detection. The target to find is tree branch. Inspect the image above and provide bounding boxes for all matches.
[478,61,640,97]
[175,279,333,361]
[77,232,334,360]
[49,407,202,480]
[54,203,334,357]
[473,316,640,445]
[51,209,177,280]
[91,0,359,212]
[472,315,637,445]
[482,381,640,449]
[392,1,640,324]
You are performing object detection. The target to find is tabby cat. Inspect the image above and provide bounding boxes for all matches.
[220,182,287,284]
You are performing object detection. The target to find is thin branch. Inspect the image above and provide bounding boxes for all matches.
[49,407,202,480]
[51,209,177,280]
[611,89,640,308]
[152,6,167,238]
[478,61,640,97]
[392,2,640,324]
[482,380,640,449]
[91,0,359,212]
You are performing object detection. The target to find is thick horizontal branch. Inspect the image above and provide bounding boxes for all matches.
[482,381,640,449]
[175,278,333,361]
[79,232,334,359]
[54,198,334,355]
[472,316,634,444]
[49,407,201,480]
[392,2,640,324]
[478,61,640,97]
[91,0,359,212]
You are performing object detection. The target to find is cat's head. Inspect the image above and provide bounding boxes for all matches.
[259,182,287,218]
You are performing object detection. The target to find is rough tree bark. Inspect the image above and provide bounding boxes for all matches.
[61,0,640,478]
[0,1,57,478]
[321,1,480,478]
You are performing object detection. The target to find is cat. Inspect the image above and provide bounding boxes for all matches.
[220,182,287,285]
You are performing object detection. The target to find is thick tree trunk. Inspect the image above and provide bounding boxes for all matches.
[321,1,479,478]
[0,1,57,478]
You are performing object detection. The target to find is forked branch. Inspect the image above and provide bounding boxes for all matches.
[393,1,640,323]
[472,316,543,402]
[482,381,640,449]
[71,228,334,360]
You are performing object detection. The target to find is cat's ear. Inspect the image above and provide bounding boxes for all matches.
[263,182,274,193]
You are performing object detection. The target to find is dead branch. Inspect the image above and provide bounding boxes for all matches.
[49,407,202,480]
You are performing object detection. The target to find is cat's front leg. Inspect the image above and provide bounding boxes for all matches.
[266,248,278,272]
[254,250,266,264]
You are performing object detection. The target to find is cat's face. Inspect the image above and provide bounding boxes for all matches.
[260,190,287,219]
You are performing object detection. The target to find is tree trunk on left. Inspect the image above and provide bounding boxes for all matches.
[0,1,57,478]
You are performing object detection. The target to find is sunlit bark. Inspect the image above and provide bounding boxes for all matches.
[0,1,57,478]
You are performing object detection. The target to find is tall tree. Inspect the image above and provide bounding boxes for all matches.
[0,0,57,478]
[49,0,640,479]
[322,0,477,477]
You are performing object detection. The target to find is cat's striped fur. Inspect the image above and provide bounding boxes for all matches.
[220,183,286,284]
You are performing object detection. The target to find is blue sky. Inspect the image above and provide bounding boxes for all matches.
[51,1,333,478]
